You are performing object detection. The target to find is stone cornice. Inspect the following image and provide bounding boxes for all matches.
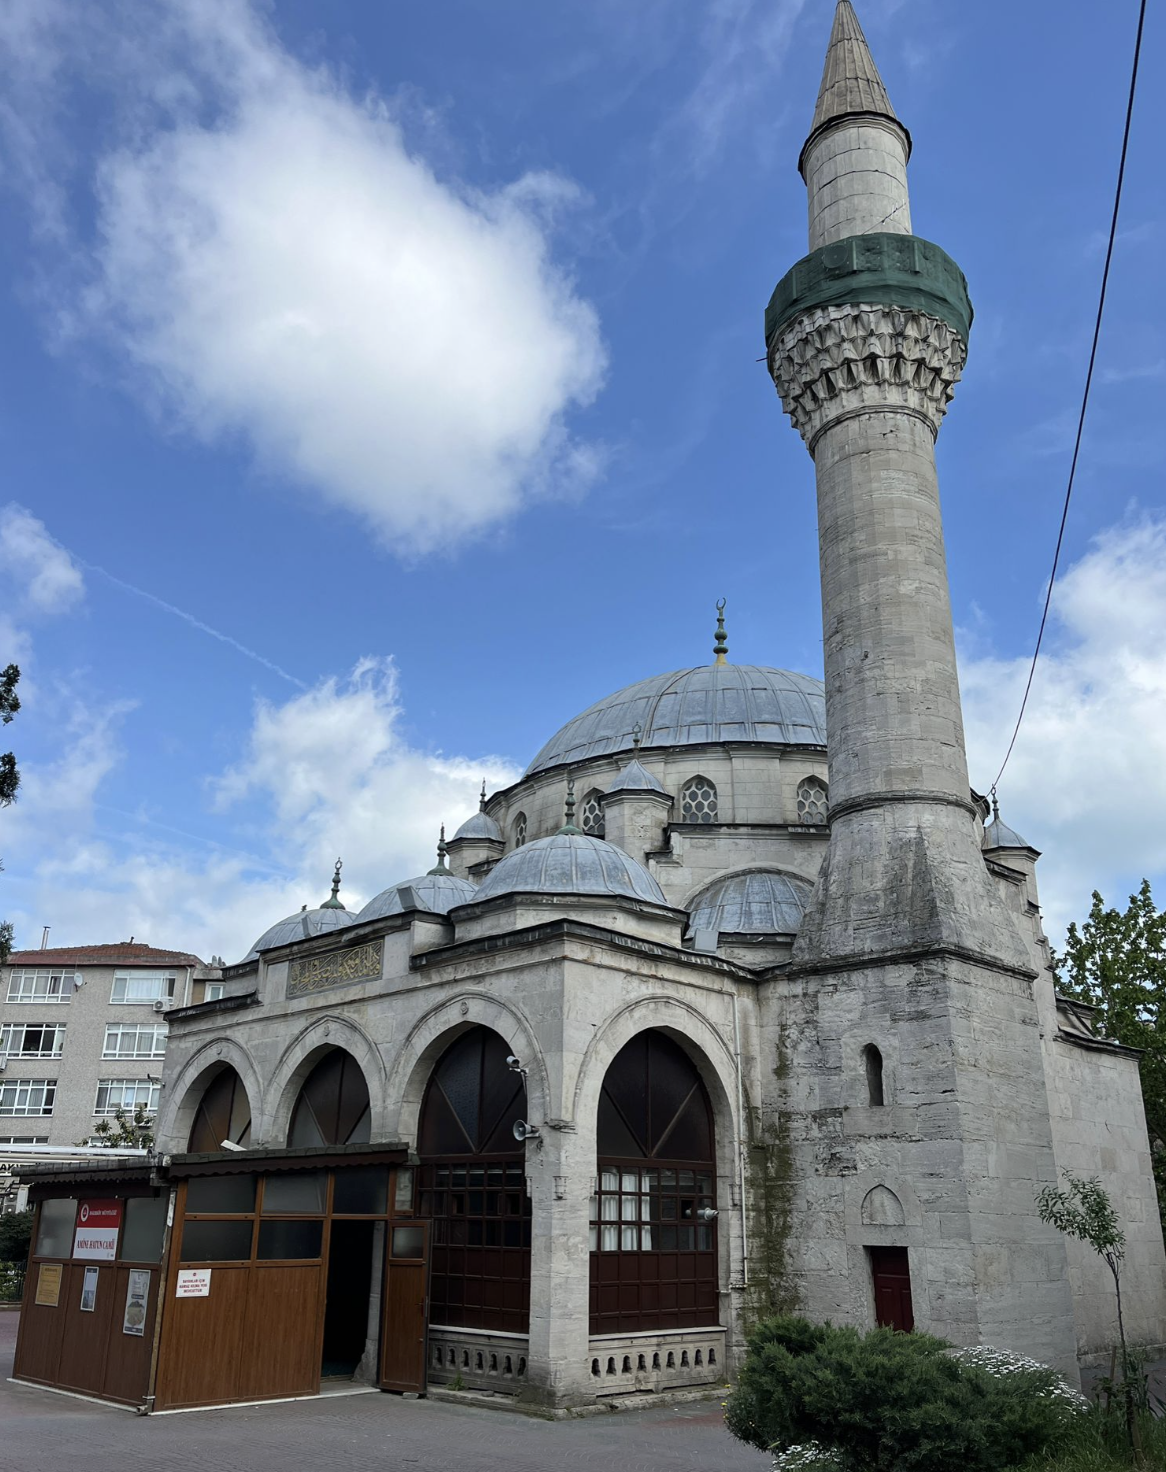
[785,939,1038,984]
[771,301,967,447]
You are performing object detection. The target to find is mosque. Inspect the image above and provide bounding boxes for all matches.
[14,1,1166,1414]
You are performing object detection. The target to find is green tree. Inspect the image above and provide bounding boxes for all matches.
[1053,881,1166,1222]
[85,1104,155,1151]
[0,663,19,964]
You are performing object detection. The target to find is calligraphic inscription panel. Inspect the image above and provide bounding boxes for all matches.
[287,939,383,999]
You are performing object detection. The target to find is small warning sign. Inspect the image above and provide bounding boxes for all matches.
[175,1268,212,1298]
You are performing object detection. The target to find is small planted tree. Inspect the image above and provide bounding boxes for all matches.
[1036,1171,1144,1464]
[85,1104,155,1152]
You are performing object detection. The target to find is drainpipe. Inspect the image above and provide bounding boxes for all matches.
[731,992,748,1288]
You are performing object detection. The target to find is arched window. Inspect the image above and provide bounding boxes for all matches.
[591,1030,717,1334]
[417,1027,531,1334]
[188,1065,252,1152]
[581,788,605,838]
[797,775,829,825]
[512,812,527,848]
[864,1044,885,1107]
[288,1049,371,1147]
[681,776,718,824]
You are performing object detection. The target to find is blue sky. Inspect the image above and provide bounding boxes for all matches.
[1,0,1164,962]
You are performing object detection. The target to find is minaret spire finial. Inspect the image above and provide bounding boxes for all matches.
[559,774,583,835]
[713,599,729,666]
[811,1,899,134]
[427,825,451,875]
[479,780,488,812]
[321,857,345,909]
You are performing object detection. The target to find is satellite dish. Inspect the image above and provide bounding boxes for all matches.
[512,1119,540,1142]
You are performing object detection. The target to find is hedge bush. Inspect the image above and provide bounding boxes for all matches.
[724,1316,1083,1472]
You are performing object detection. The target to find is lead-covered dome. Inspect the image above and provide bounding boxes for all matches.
[356,872,477,923]
[686,870,813,939]
[243,904,357,963]
[526,664,826,775]
[473,833,667,906]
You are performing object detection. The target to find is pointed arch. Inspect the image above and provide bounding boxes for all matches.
[265,1015,386,1145]
[796,774,829,824]
[680,775,718,823]
[288,1048,371,1147]
[156,1036,263,1153]
[188,1066,252,1152]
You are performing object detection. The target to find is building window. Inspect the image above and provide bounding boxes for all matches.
[0,1078,57,1116]
[5,970,74,1003]
[110,971,177,1004]
[681,776,718,824]
[102,1023,167,1060]
[0,1135,49,1146]
[581,788,605,838]
[418,1026,531,1335]
[864,1045,885,1107]
[512,812,527,848]
[591,1029,717,1334]
[796,776,829,825]
[0,1023,66,1058]
[94,1079,161,1116]
[205,983,225,1002]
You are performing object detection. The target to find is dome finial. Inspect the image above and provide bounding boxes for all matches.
[479,780,488,812]
[631,722,642,751]
[990,787,1001,824]
[713,598,729,666]
[320,858,345,909]
[428,825,451,875]
[559,774,583,835]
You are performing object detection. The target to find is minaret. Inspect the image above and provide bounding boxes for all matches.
[764,2,1078,1375]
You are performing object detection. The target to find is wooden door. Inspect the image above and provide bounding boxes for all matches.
[870,1246,914,1332]
[379,1220,429,1393]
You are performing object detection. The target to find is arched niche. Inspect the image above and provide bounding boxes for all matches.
[416,1026,530,1334]
[287,1048,371,1148]
[591,1029,717,1334]
[188,1065,253,1153]
[861,1185,906,1227]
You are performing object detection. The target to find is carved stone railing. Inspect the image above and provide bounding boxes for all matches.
[428,1325,528,1394]
[587,1327,725,1396]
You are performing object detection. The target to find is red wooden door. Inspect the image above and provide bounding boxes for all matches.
[379,1221,430,1393]
[870,1246,914,1332]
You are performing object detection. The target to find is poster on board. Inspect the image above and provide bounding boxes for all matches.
[34,1262,62,1307]
[123,1269,150,1336]
[80,1265,99,1312]
[175,1268,212,1298]
[73,1200,123,1261]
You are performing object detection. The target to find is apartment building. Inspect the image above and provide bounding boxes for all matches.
[1,943,221,1202]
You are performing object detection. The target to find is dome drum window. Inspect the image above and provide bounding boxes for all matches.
[580,789,605,838]
[681,777,718,824]
[512,812,527,849]
[796,775,829,824]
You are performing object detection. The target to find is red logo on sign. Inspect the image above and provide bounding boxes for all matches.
[78,1200,123,1228]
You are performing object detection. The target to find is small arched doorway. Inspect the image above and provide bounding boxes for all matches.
[591,1030,717,1333]
[417,1027,531,1334]
[188,1065,252,1152]
[288,1049,371,1147]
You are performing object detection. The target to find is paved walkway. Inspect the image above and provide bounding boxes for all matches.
[0,1315,768,1472]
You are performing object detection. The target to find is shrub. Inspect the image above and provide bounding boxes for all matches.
[724,1316,1083,1472]
[0,1208,33,1264]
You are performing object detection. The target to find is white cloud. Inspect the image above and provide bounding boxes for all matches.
[961,516,1166,942]
[0,502,83,616]
[1,1,606,555]
[5,655,520,964]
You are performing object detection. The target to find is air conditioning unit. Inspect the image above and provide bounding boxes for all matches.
[152,999,165,1013]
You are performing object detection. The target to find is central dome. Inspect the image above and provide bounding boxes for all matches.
[526,664,825,775]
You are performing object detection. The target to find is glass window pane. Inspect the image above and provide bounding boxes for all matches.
[601,1195,618,1221]
[185,1175,256,1214]
[257,1219,322,1260]
[600,1225,618,1251]
[641,1226,654,1250]
[262,1171,326,1214]
[658,1225,677,1250]
[181,1218,253,1262]
[600,1168,618,1191]
[660,1169,676,1187]
[678,1170,695,1187]
[621,1196,637,1222]
[333,1166,389,1215]
[36,1198,76,1257]
[621,1225,638,1250]
[641,1195,652,1221]
[589,1225,598,1251]
[642,1170,658,1189]
[392,1166,413,1214]
[391,1225,424,1259]
[698,1225,713,1251]
[588,1194,598,1221]
[696,1172,713,1192]
[121,1196,168,1262]
[621,1172,638,1192]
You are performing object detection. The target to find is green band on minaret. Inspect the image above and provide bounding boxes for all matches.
[766,233,973,353]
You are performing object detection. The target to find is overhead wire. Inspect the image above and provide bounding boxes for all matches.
[989,0,1149,799]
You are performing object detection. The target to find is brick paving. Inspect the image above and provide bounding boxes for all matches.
[0,1314,768,1472]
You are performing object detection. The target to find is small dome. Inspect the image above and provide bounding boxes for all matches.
[356,872,477,923]
[473,833,667,906]
[608,757,667,795]
[686,870,813,939]
[243,904,357,963]
[452,810,503,842]
[983,818,1035,853]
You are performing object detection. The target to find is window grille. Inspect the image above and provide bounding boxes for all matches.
[581,789,605,838]
[0,1078,56,1116]
[512,812,527,848]
[5,970,74,1003]
[103,1023,168,1059]
[110,971,177,1004]
[94,1079,161,1116]
[0,1023,65,1058]
[796,776,829,825]
[680,776,717,823]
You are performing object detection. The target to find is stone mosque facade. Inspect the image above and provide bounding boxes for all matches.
[153,2,1166,1409]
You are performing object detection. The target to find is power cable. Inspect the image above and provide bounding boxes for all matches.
[990,0,1148,799]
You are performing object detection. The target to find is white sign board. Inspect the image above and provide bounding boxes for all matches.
[176,1268,212,1298]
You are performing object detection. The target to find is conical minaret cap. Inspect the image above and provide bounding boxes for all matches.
[802,1,910,173]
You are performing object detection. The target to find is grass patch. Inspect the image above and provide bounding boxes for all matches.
[1018,1406,1166,1471]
